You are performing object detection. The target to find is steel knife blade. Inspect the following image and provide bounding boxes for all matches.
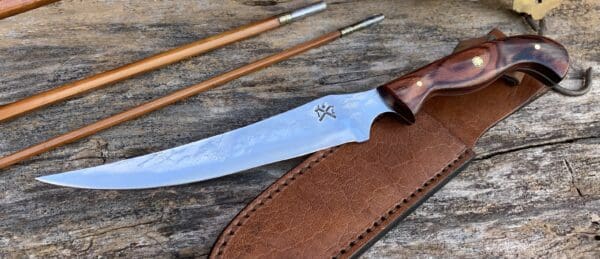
[37,89,392,189]
[37,35,569,189]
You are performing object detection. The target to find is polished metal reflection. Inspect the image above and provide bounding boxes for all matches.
[340,14,385,36]
[37,89,393,189]
[278,1,327,24]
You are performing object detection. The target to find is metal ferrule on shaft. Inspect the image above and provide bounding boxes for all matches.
[340,14,385,36]
[278,1,327,24]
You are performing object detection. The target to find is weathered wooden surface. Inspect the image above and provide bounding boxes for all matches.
[0,0,598,257]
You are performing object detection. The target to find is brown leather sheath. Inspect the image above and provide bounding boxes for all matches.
[210,30,548,258]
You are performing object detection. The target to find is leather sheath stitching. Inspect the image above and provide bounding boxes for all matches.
[331,148,471,259]
[213,147,341,257]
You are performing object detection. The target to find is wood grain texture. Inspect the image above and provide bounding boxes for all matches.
[0,30,341,170]
[0,16,281,122]
[379,35,569,123]
[0,0,598,257]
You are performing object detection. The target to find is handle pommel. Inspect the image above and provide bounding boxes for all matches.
[378,35,569,123]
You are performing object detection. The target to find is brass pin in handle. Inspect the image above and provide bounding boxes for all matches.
[0,1,327,123]
[0,15,384,170]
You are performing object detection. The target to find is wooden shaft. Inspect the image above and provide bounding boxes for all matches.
[0,0,59,19]
[0,31,341,170]
[0,17,281,122]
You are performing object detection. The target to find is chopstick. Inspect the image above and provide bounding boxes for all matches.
[0,1,327,122]
[0,0,59,19]
[0,14,385,170]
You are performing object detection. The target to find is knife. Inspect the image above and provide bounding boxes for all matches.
[37,35,569,189]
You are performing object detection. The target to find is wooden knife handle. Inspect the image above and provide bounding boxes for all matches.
[378,35,569,123]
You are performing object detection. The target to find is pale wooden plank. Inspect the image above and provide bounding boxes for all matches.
[0,0,598,257]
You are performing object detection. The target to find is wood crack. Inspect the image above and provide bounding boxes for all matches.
[563,159,584,197]
[76,219,160,239]
[318,72,390,86]
[476,135,599,161]
[0,0,597,257]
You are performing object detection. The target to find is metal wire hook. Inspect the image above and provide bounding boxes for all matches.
[551,67,593,96]
[522,16,593,96]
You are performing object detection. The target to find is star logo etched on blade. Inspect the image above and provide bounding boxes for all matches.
[314,103,336,121]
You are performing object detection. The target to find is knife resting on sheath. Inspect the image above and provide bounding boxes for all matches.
[36,35,569,189]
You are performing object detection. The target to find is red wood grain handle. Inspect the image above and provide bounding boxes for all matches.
[378,35,569,123]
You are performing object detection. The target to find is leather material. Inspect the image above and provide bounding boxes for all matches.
[210,30,548,258]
